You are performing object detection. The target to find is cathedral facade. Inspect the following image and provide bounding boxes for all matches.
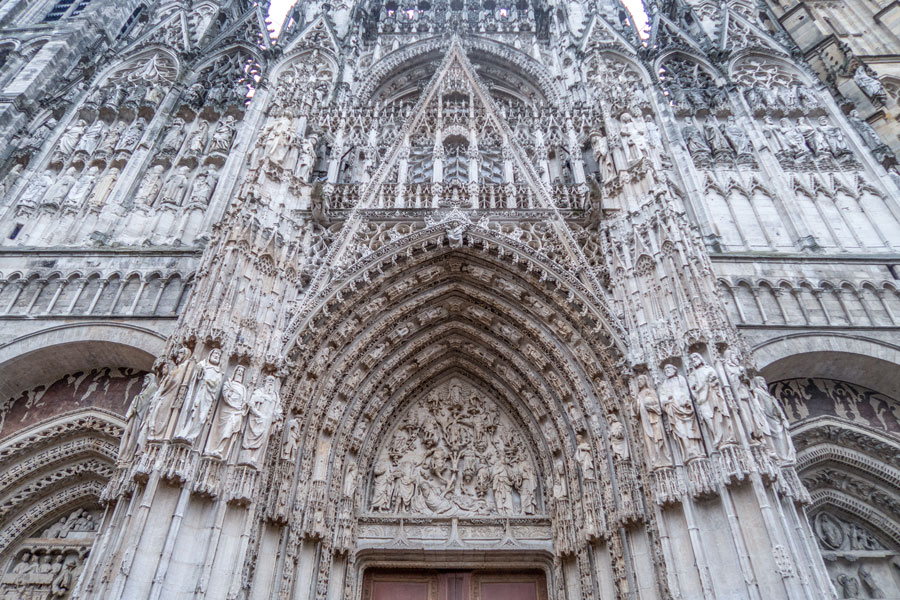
[0,0,898,598]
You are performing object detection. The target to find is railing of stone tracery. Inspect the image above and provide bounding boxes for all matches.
[327,182,588,211]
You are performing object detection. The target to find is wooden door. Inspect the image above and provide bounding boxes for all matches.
[362,570,545,600]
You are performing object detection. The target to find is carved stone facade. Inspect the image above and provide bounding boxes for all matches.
[763,0,900,167]
[0,0,897,599]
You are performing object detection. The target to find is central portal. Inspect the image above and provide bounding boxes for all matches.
[363,569,547,600]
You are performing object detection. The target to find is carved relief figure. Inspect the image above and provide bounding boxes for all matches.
[369,380,539,516]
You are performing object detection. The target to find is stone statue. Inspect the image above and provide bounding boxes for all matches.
[116,117,147,152]
[56,118,87,157]
[187,167,217,206]
[241,375,280,466]
[160,118,186,154]
[659,363,704,461]
[574,433,595,482]
[295,135,318,182]
[634,374,671,468]
[64,165,99,209]
[147,348,190,439]
[608,414,629,460]
[778,118,808,158]
[136,165,165,204]
[204,365,247,459]
[688,353,735,447]
[280,416,301,461]
[75,119,105,155]
[118,371,157,461]
[371,455,394,511]
[19,171,53,208]
[853,66,886,104]
[704,117,731,155]
[750,376,796,463]
[820,116,852,160]
[89,166,120,210]
[186,119,209,155]
[343,460,357,498]
[722,350,762,441]
[848,109,884,148]
[762,116,783,153]
[858,565,885,598]
[44,167,79,207]
[159,165,191,206]
[723,116,751,156]
[0,163,23,200]
[175,348,224,443]
[210,115,237,153]
[836,574,860,598]
[682,124,709,157]
[95,121,126,156]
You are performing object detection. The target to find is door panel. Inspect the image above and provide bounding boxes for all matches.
[363,569,545,600]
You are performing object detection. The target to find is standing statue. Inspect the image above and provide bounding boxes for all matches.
[187,167,217,206]
[723,116,751,157]
[95,121,126,157]
[343,460,358,499]
[186,119,210,155]
[43,167,79,207]
[371,455,394,511]
[204,365,248,459]
[280,416,301,462]
[722,350,763,441]
[56,119,87,157]
[778,118,809,159]
[147,347,193,439]
[159,165,191,206]
[848,109,884,148]
[241,375,280,466]
[118,371,158,461]
[64,165,99,209]
[608,414,630,460]
[853,66,887,104]
[659,364,705,461]
[175,348,224,443]
[687,353,735,447]
[19,171,53,208]
[89,166,120,211]
[75,119,105,155]
[295,135,318,182]
[574,433,595,480]
[210,115,237,154]
[160,118,186,154]
[514,450,537,514]
[634,374,672,468]
[116,117,147,153]
[136,165,165,204]
[750,376,796,463]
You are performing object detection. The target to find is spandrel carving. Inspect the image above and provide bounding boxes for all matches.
[369,379,541,516]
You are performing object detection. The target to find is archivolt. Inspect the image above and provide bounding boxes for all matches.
[0,411,123,555]
[274,243,636,541]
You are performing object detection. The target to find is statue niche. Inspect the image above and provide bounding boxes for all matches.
[369,379,542,517]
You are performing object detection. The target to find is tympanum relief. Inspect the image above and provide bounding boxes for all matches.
[369,380,542,517]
